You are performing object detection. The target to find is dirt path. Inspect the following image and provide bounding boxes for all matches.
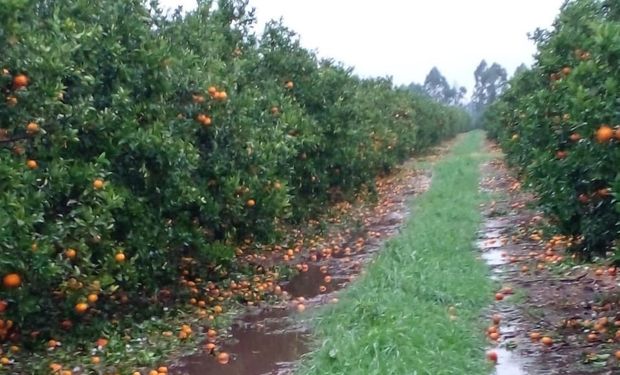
[169,142,454,375]
[480,142,620,375]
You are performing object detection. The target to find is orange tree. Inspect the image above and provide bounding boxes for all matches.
[0,0,470,345]
[484,0,619,258]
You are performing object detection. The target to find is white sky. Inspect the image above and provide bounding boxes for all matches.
[160,0,565,93]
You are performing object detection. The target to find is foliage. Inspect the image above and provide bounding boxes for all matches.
[483,0,620,257]
[0,0,470,355]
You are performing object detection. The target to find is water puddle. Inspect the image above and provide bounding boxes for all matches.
[170,170,431,374]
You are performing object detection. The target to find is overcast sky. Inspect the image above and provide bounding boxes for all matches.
[160,0,565,92]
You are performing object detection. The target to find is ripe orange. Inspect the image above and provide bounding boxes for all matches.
[75,303,89,314]
[495,293,504,301]
[246,199,256,208]
[157,366,168,373]
[213,305,223,314]
[12,74,28,89]
[486,350,498,363]
[541,336,553,346]
[284,81,294,89]
[2,273,21,288]
[615,350,620,360]
[489,332,500,341]
[207,329,217,338]
[91,356,100,364]
[87,294,98,303]
[65,248,77,259]
[115,252,126,263]
[93,178,104,190]
[26,160,38,169]
[217,352,230,365]
[596,125,614,143]
[561,67,571,76]
[26,122,40,135]
[205,342,216,352]
[569,133,581,142]
[273,181,282,190]
[530,332,541,341]
[207,86,217,95]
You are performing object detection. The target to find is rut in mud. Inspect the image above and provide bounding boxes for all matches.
[479,143,620,375]
[169,151,440,375]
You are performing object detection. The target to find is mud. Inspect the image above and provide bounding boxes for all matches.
[479,143,620,375]
[170,157,434,375]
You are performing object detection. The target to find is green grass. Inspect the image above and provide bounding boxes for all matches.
[297,130,495,375]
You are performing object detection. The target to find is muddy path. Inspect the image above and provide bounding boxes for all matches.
[169,143,451,375]
[479,142,620,375]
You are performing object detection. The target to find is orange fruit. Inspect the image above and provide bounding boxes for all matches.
[207,86,217,95]
[207,329,217,338]
[596,125,614,143]
[217,352,230,365]
[26,159,38,169]
[569,133,581,142]
[26,122,40,135]
[149,371,159,375]
[615,350,620,360]
[157,367,168,373]
[541,336,553,346]
[561,67,571,75]
[217,91,228,101]
[246,199,256,208]
[12,74,28,89]
[115,252,126,263]
[91,356,100,364]
[2,273,21,288]
[65,248,77,259]
[486,350,498,363]
[284,81,294,89]
[489,332,500,341]
[75,302,89,314]
[205,342,216,352]
[530,332,541,341]
[587,333,598,342]
[296,303,306,312]
[213,305,223,314]
[93,178,105,189]
[555,150,567,159]
[87,294,98,303]
[495,293,504,301]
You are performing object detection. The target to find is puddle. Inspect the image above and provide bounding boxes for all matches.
[494,347,527,375]
[170,170,432,374]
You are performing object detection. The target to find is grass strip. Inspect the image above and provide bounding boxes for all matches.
[298,130,494,375]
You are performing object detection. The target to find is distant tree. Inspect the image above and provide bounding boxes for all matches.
[471,60,507,115]
[421,67,467,106]
[405,82,427,96]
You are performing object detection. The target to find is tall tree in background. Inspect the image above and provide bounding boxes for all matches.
[421,67,467,106]
[471,60,507,115]
[513,63,528,77]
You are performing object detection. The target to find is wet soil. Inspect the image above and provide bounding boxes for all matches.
[479,142,620,375]
[170,147,443,374]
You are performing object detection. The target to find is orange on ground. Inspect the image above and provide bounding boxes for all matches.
[217,352,230,365]
[541,336,553,346]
